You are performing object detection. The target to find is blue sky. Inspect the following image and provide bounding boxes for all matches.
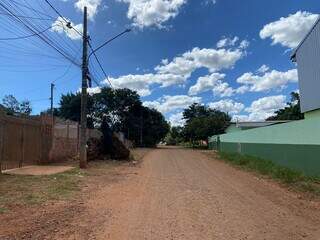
[0,0,319,125]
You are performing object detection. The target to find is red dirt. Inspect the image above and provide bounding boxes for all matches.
[1,147,320,239]
[3,165,75,176]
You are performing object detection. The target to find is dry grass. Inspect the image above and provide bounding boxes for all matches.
[0,168,85,213]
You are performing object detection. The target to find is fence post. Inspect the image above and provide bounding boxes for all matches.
[0,110,5,173]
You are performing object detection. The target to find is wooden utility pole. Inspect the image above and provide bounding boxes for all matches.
[80,6,88,168]
[0,110,5,174]
[50,83,54,126]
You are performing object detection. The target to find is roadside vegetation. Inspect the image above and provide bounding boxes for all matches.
[0,168,85,213]
[0,148,149,214]
[208,151,320,196]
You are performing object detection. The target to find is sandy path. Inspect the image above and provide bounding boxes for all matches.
[1,147,320,239]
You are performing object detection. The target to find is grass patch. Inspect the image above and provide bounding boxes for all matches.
[214,151,320,196]
[0,168,85,213]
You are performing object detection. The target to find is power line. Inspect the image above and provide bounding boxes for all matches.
[0,26,52,40]
[44,0,83,37]
[88,41,112,87]
[0,2,81,67]
[88,29,131,58]
[0,11,54,21]
[9,0,55,20]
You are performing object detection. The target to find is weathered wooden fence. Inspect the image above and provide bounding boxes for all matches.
[0,111,103,172]
[0,111,52,171]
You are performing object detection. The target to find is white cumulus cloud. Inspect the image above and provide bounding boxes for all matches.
[106,73,186,97]
[156,45,246,77]
[209,99,244,114]
[189,73,225,95]
[189,73,234,97]
[143,95,201,114]
[74,0,102,20]
[260,11,319,48]
[117,0,186,29]
[105,39,248,96]
[245,95,287,121]
[236,69,298,93]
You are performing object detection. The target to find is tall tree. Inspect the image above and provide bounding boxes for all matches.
[140,106,170,147]
[183,103,211,123]
[267,92,304,121]
[59,92,95,128]
[165,126,184,145]
[58,87,169,146]
[182,104,231,143]
[2,95,32,116]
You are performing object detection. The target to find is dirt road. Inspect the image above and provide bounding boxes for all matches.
[1,147,320,239]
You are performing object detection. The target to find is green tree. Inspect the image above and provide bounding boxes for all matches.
[58,92,95,128]
[58,87,169,147]
[165,126,184,145]
[182,104,231,144]
[183,103,211,123]
[19,100,32,116]
[267,92,304,121]
[2,95,32,116]
[140,106,170,147]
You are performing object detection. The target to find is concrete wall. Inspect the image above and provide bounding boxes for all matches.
[50,119,103,162]
[210,110,320,176]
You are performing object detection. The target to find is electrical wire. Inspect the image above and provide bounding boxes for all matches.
[0,2,81,67]
[0,26,52,40]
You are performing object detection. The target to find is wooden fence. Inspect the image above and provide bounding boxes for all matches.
[0,111,103,172]
[0,111,52,171]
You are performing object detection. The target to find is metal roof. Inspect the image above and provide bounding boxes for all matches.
[291,16,320,61]
[228,121,291,129]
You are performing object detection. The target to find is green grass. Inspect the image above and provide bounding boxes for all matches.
[214,151,320,196]
[0,168,85,213]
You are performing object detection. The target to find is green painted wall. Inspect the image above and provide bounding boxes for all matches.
[220,142,320,176]
[209,109,320,176]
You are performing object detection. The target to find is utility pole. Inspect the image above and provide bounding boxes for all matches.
[80,6,88,169]
[140,109,143,146]
[50,83,54,126]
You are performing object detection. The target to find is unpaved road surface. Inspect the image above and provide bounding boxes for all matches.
[1,147,320,239]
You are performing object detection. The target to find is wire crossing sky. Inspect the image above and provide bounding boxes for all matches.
[0,0,319,126]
